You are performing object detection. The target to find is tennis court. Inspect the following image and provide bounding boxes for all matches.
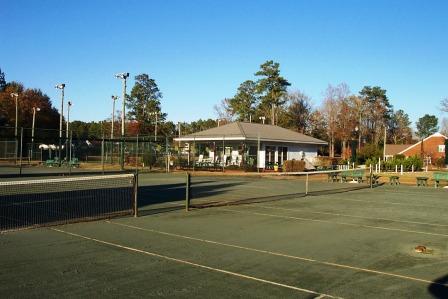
[1,172,448,298]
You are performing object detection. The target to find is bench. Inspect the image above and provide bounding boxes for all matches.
[69,158,80,168]
[327,172,341,183]
[341,170,364,183]
[45,157,60,167]
[416,176,428,187]
[389,175,400,185]
[433,172,448,188]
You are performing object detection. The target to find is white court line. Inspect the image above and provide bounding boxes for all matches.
[327,197,448,210]
[108,221,448,288]
[257,205,448,228]
[219,208,448,238]
[51,227,339,299]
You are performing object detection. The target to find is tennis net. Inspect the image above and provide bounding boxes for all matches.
[186,169,374,209]
[1,173,137,232]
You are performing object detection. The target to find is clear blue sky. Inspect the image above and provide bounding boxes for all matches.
[1,0,447,127]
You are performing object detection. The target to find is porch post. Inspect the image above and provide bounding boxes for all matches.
[257,133,260,173]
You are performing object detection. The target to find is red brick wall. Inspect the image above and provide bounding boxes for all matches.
[402,136,446,160]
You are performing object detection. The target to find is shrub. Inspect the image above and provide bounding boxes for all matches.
[403,155,423,171]
[356,143,382,164]
[314,156,341,168]
[283,159,305,172]
[435,157,446,169]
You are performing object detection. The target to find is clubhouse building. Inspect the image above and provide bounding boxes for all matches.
[173,122,327,170]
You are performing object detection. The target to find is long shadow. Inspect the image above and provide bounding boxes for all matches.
[428,274,448,298]
[137,181,249,209]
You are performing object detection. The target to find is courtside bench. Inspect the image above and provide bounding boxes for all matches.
[433,172,448,188]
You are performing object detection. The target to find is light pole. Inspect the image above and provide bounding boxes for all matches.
[115,72,129,170]
[111,95,119,139]
[149,111,160,141]
[10,93,19,137]
[31,107,40,160]
[10,93,19,162]
[259,116,266,124]
[66,101,72,139]
[55,84,65,162]
[66,101,72,161]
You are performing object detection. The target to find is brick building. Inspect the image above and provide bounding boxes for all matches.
[385,132,447,164]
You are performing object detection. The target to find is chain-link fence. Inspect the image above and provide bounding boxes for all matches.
[1,127,268,177]
[0,126,177,177]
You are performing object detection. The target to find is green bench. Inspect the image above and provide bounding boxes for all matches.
[68,158,80,168]
[341,169,364,183]
[433,172,448,188]
[45,157,60,167]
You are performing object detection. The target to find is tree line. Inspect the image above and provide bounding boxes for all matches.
[1,65,447,158]
[216,61,447,158]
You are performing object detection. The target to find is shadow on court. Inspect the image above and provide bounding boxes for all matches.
[428,275,448,299]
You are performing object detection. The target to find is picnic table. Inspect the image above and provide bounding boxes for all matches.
[389,175,400,185]
[416,176,428,187]
[341,169,364,183]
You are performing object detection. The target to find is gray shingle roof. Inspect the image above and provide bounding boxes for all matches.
[175,122,327,145]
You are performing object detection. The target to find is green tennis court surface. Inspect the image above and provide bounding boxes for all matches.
[1,173,448,298]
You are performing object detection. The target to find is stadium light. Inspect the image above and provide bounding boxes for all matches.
[114,72,129,170]
[54,84,65,138]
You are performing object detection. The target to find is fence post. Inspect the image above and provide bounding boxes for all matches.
[165,136,169,173]
[69,131,73,175]
[305,173,309,195]
[19,127,23,176]
[133,173,138,217]
[135,135,139,172]
[185,172,191,211]
[101,135,105,175]
[222,135,225,172]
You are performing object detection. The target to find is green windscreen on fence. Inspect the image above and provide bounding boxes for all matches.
[0,173,137,232]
